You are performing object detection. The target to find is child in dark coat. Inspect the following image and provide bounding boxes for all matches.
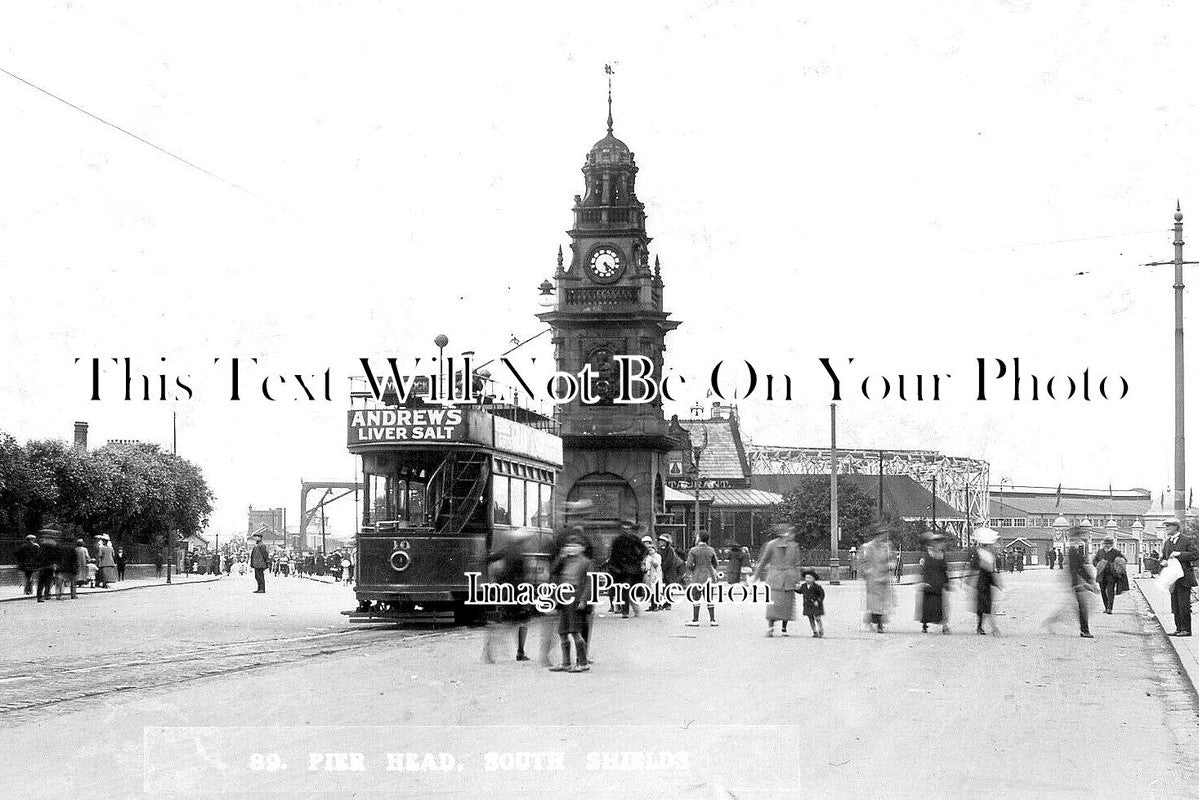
[795,569,825,638]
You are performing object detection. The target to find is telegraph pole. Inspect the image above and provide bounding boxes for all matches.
[829,403,841,584]
[1146,203,1198,523]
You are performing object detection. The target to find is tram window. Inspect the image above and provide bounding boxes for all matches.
[493,475,511,526]
[530,483,552,528]
[512,479,526,528]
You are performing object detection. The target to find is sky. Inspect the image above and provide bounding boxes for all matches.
[2,1,1199,536]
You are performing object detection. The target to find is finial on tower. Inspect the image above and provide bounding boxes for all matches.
[604,63,614,134]
[1177,200,1184,223]
[557,245,564,271]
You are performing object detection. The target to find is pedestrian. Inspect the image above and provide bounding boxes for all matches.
[547,532,593,673]
[640,534,662,610]
[1041,526,1098,637]
[658,534,683,610]
[115,547,128,581]
[1047,548,1057,570]
[1092,535,1128,614]
[1159,517,1198,637]
[608,522,647,618]
[342,554,353,584]
[95,536,117,588]
[482,533,534,664]
[250,533,271,593]
[1056,548,1065,570]
[210,552,221,578]
[238,558,247,577]
[34,529,60,603]
[86,558,98,588]
[55,537,85,600]
[224,554,233,576]
[153,550,164,578]
[796,569,825,638]
[860,526,896,633]
[684,531,719,627]
[917,533,951,634]
[15,533,40,595]
[970,527,1002,636]
[726,545,746,585]
[754,524,801,637]
[1016,550,1025,572]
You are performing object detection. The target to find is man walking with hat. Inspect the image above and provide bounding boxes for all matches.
[15,533,40,595]
[34,529,60,603]
[1160,517,1198,636]
[250,533,272,594]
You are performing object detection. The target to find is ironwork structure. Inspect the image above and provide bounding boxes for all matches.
[746,444,991,529]
[299,481,361,551]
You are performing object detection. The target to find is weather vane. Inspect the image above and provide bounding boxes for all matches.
[604,63,614,134]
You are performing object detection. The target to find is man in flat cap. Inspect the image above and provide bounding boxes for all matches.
[249,533,272,594]
[1160,517,1198,636]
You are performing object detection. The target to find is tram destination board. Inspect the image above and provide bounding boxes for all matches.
[347,407,471,446]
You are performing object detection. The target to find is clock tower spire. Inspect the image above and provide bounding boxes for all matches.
[537,71,681,547]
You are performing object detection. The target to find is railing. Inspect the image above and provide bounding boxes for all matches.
[565,286,639,306]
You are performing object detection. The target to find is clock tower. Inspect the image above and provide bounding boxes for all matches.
[537,78,681,546]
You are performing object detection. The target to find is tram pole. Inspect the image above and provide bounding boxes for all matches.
[1145,203,1198,524]
[829,403,840,585]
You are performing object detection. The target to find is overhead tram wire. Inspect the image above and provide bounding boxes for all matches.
[473,328,552,373]
[0,64,294,218]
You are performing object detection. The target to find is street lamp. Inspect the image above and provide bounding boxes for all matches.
[434,334,449,401]
[537,279,556,308]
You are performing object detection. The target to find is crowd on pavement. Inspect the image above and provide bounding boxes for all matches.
[13,528,133,601]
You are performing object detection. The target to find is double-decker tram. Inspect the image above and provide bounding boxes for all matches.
[346,387,561,625]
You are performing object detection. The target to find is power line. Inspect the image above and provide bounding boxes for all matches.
[0,64,292,216]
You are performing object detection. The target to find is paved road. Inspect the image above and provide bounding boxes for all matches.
[1,570,1196,799]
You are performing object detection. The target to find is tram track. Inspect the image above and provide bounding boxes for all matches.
[0,625,471,722]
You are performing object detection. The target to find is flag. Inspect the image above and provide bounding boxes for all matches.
[1191,488,1194,508]
[1054,483,1062,508]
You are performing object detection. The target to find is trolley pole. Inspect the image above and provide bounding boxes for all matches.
[829,403,840,585]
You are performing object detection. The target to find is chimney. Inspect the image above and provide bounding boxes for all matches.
[711,402,730,420]
[73,421,89,450]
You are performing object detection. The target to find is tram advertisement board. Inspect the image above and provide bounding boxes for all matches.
[346,408,468,445]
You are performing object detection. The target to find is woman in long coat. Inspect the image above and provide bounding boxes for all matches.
[860,530,896,632]
[970,528,1002,635]
[754,525,802,636]
[917,534,951,634]
[95,537,117,588]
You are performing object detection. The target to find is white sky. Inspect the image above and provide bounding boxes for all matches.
[2,1,1198,535]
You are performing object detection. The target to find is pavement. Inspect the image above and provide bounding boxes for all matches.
[0,571,219,602]
[0,570,1196,799]
[1136,575,1199,691]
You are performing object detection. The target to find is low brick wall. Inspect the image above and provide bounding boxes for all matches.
[0,563,164,589]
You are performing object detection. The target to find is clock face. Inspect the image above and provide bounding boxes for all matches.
[588,246,624,283]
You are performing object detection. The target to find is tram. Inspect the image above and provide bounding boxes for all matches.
[346,388,562,624]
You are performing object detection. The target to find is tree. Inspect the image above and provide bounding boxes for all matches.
[775,478,877,549]
[0,433,213,550]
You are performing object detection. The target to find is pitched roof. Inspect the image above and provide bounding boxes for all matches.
[989,494,1151,516]
[750,474,966,520]
[674,418,750,480]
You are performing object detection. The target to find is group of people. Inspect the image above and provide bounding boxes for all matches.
[278,550,354,583]
[478,510,1199,670]
[482,501,747,672]
[13,529,123,602]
